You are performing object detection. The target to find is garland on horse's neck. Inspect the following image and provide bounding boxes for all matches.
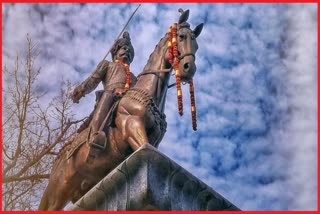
[168,23,197,131]
[115,59,131,91]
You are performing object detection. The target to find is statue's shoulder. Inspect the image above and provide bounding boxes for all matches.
[97,59,111,67]
[95,60,111,73]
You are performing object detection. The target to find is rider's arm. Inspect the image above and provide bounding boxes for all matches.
[72,60,109,103]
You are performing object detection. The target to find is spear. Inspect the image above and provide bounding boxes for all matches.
[102,4,141,61]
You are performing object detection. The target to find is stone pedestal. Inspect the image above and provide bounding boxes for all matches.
[70,144,240,211]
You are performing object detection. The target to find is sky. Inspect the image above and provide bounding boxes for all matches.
[2,3,318,211]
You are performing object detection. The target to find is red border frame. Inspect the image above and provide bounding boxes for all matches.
[0,1,319,213]
[1,2,3,212]
[0,0,319,3]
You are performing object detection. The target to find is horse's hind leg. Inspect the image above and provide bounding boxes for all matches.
[39,169,72,211]
[39,187,69,210]
[38,188,49,210]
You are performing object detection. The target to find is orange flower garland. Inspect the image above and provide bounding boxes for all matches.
[171,23,183,116]
[115,59,131,91]
[189,79,197,131]
[168,23,197,130]
[167,26,173,64]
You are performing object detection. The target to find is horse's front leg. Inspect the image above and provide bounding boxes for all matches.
[125,115,149,150]
[115,100,149,151]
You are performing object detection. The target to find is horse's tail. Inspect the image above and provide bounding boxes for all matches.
[38,188,49,210]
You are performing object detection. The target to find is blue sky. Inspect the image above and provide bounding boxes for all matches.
[2,3,317,210]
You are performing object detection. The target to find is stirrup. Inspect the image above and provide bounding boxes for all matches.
[89,131,107,150]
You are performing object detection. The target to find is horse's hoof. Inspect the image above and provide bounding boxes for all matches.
[89,131,107,150]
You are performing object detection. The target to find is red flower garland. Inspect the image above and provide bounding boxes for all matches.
[168,23,197,130]
[115,59,131,91]
[189,79,197,131]
[171,23,183,116]
[167,26,173,65]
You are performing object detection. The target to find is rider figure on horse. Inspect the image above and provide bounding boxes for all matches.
[71,31,136,151]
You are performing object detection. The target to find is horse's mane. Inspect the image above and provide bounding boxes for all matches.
[142,33,169,72]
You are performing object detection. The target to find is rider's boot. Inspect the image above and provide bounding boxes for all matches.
[89,130,107,150]
[86,130,108,164]
[85,91,115,163]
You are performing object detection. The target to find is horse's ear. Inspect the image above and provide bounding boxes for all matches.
[193,23,204,38]
[178,9,189,24]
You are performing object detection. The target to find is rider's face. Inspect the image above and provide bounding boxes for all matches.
[115,45,132,64]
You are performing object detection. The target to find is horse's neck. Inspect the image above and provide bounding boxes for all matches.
[134,34,171,109]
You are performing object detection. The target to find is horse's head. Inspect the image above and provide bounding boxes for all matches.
[176,9,203,82]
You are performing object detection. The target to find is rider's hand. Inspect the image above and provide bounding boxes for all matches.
[71,86,84,103]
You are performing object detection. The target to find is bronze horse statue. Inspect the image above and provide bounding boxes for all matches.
[39,9,203,210]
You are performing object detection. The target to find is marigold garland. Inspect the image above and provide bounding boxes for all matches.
[168,23,197,130]
[171,23,183,116]
[189,79,197,131]
[115,59,131,91]
[167,26,173,64]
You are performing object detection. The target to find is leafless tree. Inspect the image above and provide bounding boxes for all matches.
[2,35,83,210]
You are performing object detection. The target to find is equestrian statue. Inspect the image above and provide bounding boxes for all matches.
[38,8,203,210]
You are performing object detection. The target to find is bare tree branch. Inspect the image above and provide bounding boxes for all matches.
[3,174,50,183]
[5,183,34,209]
[2,34,84,210]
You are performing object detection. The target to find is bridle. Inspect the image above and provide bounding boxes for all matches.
[178,52,195,61]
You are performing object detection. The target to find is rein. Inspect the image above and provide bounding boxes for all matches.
[137,68,173,78]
